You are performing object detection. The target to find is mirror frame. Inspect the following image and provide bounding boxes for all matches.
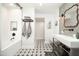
[63,4,79,28]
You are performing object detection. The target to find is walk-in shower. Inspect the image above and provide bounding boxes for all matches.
[0,3,53,56]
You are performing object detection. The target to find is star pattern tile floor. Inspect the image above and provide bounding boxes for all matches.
[16,40,53,56]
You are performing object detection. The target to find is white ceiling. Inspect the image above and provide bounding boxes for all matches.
[2,3,20,9]
[2,3,63,13]
[20,3,63,13]
[35,3,63,13]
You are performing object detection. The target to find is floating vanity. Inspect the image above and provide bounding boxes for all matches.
[53,34,79,56]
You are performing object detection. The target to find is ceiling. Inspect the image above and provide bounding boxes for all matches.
[2,3,20,9]
[20,3,63,13]
[35,3,63,13]
[3,3,63,13]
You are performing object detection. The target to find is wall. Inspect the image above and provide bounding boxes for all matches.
[59,3,79,36]
[22,6,35,48]
[0,4,22,55]
[35,9,59,43]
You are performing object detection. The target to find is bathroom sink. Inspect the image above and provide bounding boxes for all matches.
[53,34,79,48]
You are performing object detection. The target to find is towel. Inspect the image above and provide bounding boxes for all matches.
[27,22,32,38]
[22,22,27,37]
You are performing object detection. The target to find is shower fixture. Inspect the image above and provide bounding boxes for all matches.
[15,3,23,9]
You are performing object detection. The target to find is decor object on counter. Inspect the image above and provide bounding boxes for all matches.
[22,16,33,39]
[73,34,76,38]
[61,4,79,28]
[10,21,17,31]
[76,32,79,39]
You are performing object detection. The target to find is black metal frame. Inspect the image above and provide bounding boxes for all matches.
[15,3,23,9]
[62,4,79,28]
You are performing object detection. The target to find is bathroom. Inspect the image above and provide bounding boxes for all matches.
[0,3,79,56]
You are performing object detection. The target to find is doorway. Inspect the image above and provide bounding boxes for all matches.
[35,17,45,48]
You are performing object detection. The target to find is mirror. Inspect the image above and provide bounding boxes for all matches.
[63,4,79,28]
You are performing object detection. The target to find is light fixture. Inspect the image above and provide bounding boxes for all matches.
[9,3,14,6]
[39,3,43,6]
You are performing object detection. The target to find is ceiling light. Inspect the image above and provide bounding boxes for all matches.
[40,3,43,6]
[9,3,14,6]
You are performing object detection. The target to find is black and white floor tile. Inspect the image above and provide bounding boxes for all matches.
[16,40,53,56]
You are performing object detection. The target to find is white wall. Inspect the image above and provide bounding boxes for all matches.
[22,6,35,48]
[0,4,22,55]
[35,9,59,43]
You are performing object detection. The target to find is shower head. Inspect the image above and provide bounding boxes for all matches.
[22,16,33,22]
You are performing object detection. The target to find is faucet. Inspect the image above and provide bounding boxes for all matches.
[10,33,16,40]
[11,37,15,40]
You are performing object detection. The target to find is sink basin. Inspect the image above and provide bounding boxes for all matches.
[54,34,79,48]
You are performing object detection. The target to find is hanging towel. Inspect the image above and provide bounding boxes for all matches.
[22,22,27,37]
[27,22,32,38]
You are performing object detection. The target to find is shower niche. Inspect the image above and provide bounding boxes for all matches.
[10,21,17,40]
[10,21,17,31]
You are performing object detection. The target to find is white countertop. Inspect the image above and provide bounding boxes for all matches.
[53,34,79,48]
